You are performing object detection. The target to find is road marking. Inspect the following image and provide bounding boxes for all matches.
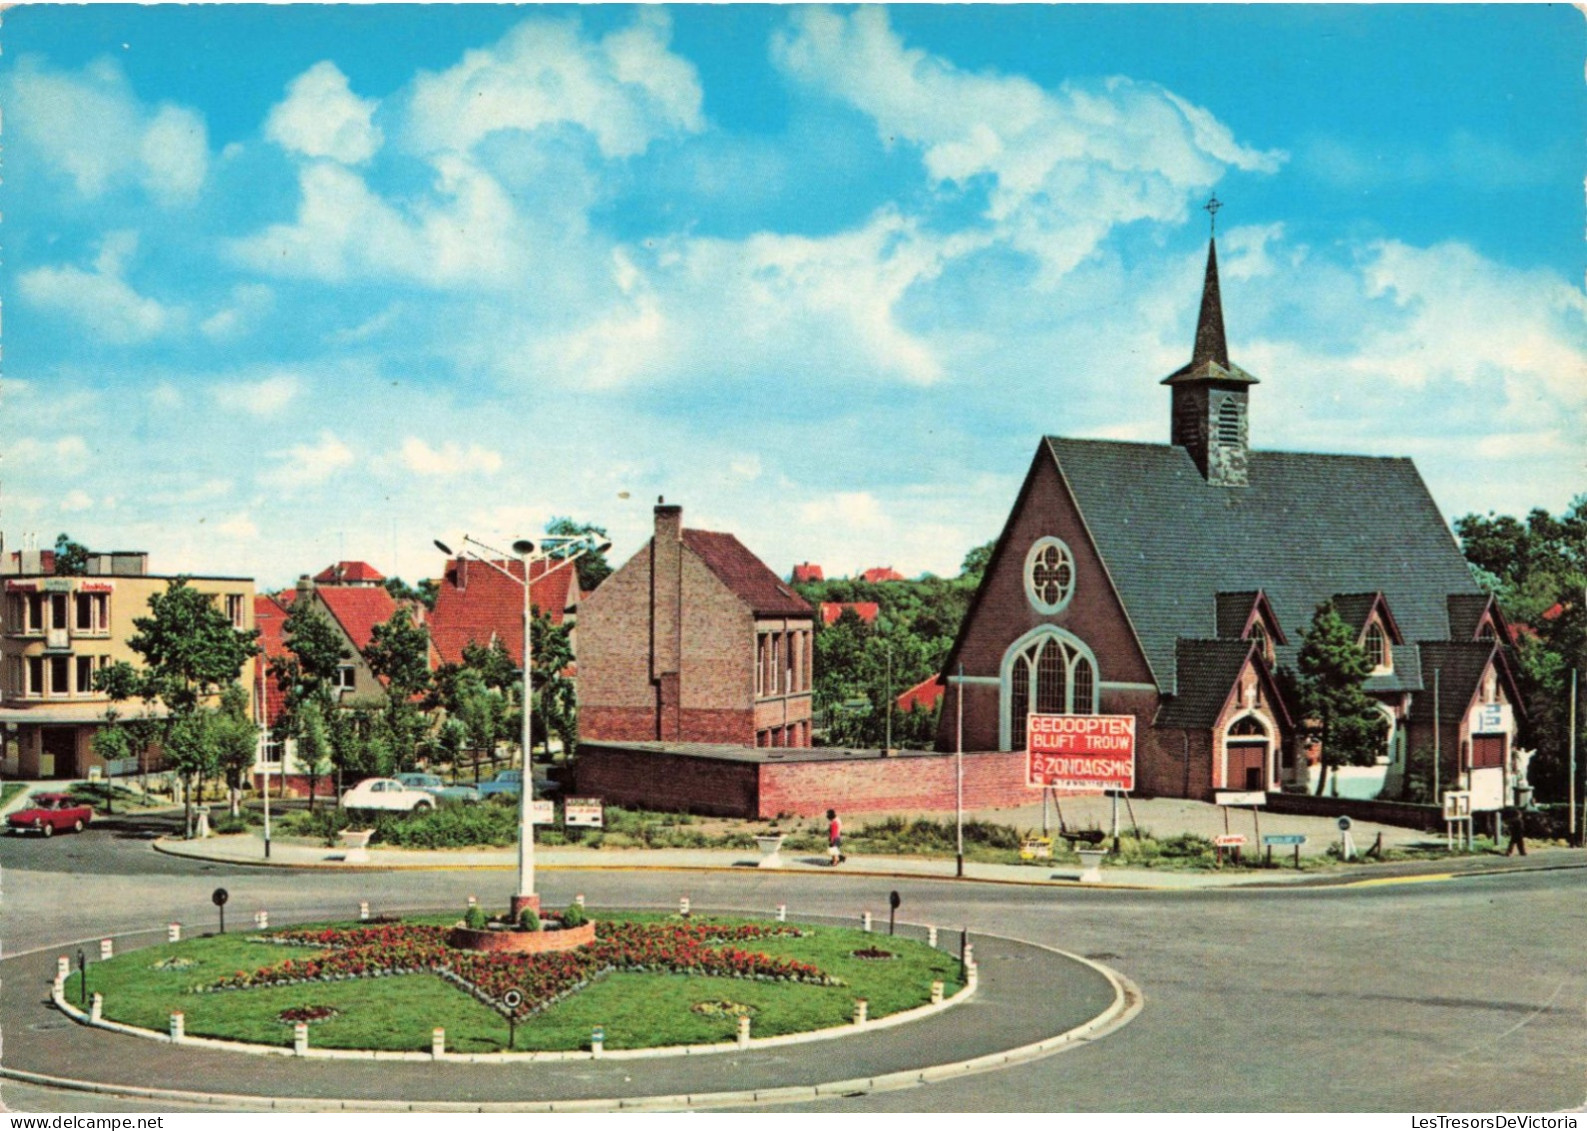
[1342,873,1454,888]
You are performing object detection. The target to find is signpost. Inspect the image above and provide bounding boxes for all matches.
[1213,832,1246,866]
[563,798,604,828]
[528,799,556,825]
[1262,833,1307,869]
[1215,790,1265,845]
[1337,816,1356,861]
[212,887,229,935]
[1026,715,1136,791]
[1443,790,1473,851]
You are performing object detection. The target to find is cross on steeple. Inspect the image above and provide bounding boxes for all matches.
[1204,193,1223,237]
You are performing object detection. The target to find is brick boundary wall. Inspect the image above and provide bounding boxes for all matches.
[574,746,760,817]
[758,750,1034,819]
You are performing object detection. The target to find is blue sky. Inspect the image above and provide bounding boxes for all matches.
[3,5,1582,589]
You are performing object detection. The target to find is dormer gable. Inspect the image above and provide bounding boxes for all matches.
[1215,590,1287,663]
[1331,591,1404,674]
[1447,592,1513,645]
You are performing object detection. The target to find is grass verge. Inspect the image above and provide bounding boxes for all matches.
[70,912,964,1053]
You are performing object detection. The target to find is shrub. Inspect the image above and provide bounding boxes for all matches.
[518,908,541,932]
[562,902,588,928]
[465,905,488,930]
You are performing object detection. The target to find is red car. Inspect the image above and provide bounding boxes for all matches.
[7,793,94,837]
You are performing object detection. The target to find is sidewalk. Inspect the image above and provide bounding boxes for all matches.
[152,827,1586,891]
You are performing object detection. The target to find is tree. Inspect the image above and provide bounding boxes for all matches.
[52,533,90,576]
[122,578,258,835]
[959,539,996,585]
[1455,496,1587,805]
[1293,601,1388,796]
[270,599,352,798]
[384,576,440,611]
[128,578,260,718]
[365,610,433,770]
[544,517,612,592]
[296,699,332,811]
[213,683,260,817]
[531,611,577,759]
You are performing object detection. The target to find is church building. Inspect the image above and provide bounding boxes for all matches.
[937,228,1524,808]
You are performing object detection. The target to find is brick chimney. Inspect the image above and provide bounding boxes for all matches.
[651,502,683,740]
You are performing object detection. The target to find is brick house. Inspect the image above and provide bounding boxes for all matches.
[578,503,814,748]
[937,233,1524,808]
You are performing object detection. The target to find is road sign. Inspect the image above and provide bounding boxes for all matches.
[1337,816,1353,831]
[1026,714,1136,791]
[1262,834,1307,846]
[1214,833,1247,847]
[1215,790,1266,807]
[563,798,604,828]
[1443,791,1472,820]
[529,799,555,825]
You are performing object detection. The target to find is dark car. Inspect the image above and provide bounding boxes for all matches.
[7,792,94,837]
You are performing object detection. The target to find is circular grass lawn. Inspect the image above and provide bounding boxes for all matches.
[67,912,966,1054]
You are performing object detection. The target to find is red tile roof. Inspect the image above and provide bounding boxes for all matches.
[819,601,879,626]
[682,530,813,618]
[254,595,291,728]
[315,586,400,653]
[314,560,386,584]
[427,557,581,667]
[861,567,906,583]
[792,562,824,583]
[896,675,945,714]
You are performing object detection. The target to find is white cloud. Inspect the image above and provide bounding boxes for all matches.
[405,10,703,159]
[2,56,208,204]
[201,284,275,341]
[229,158,525,288]
[261,431,355,487]
[60,490,94,513]
[216,514,260,540]
[265,61,383,164]
[772,8,1284,277]
[18,232,181,344]
[8,436,92,464]
[399,437,504,476]
[212,375,301,417]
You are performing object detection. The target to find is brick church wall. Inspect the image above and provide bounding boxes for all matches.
[937,449,1158,754]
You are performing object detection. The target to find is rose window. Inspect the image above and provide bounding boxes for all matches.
[1024,538,1075,614]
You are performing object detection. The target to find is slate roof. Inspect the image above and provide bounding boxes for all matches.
[682,530,812,618]
[1161,240,1258,388]
[1407,642,1501,724]
[427,557,580,667]
[1156,639,1255,727]
[1446,593,1495,642]
[1044,437,1482,696]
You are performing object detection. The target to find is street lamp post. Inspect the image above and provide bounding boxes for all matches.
[435,534,608,918]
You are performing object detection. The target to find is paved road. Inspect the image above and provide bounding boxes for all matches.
[2,824,1583,1112]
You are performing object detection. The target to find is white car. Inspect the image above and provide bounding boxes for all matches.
[341,777,436,813]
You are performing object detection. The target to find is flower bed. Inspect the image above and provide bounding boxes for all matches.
[206,921,834,1021]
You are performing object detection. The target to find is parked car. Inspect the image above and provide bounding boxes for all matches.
[7,793,94,837]
[476,768,561,799]
[476,769,522,798]
[341,777,436,813]
[395,772,480,805]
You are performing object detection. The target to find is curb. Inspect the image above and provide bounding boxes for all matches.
[149,834,1587,892]
[6,918,1139,1112]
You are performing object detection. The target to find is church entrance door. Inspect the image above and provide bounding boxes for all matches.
[1226,741,1268,791]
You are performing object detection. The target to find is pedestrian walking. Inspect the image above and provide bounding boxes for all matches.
[827,808,846,865]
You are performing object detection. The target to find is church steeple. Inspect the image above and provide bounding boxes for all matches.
[1162,197,1258,487]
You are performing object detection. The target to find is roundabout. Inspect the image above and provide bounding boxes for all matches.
[2,907,1137,1111]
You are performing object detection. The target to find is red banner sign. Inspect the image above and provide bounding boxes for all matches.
[1026,714,1136,792]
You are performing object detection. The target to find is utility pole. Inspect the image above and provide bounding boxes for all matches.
[1570,667,1578,845]
[955,662,964,878]
[1433,667,1441,802]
